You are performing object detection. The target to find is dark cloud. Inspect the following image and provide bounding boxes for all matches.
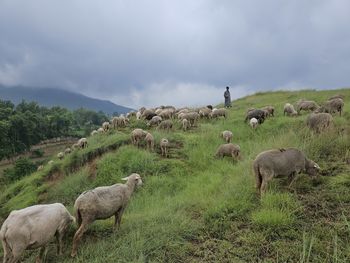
[0,0,349,108]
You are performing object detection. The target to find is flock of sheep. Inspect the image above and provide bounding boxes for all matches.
[0,94,346,262]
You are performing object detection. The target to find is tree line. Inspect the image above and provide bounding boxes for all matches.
[0,99,109,161]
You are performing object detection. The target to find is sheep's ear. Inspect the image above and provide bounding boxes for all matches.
[121,177,129,181]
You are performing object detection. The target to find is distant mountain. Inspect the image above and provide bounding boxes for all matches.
[0,85,133,115]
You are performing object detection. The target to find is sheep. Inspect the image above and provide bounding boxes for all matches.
[245,109,266,124]
[158,109,173,119]
[210,108,227,119]
[0,203,75,263]
[296,100,319,114]
[199,107,212,119]
[139,107,146,114]
[157,120,173,132]
[283,103,298,116]
[249,118,258,129]
[90,130,98,136]
[160,138,169,157]
[131,128,147,147]
[206,105,213,110]
[77,138,88,149]
[306,113,333,134]
[147,116,162,127]
[112,116,128,129]
[215,143,241,162]
[136,111,142,120]
[64,148,71,155]
[97,127,104,133]
[37,165,44,171]
[141,109,157,120]
[145,132,154,151]
[221,130,233,143]
[182,118,190,131]
[261,106,275,117]
[253,148,320,195]
[57,152,64,160]
[71,174,143,257]
[316,98,344,116]
[179,112,200,126]
[48,160,54,165]
[126,111,136,118]
[102,122,110,132]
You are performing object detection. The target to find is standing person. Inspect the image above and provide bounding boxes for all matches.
[224,86,231,108]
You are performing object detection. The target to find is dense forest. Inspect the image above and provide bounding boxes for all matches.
[0,99,108,161]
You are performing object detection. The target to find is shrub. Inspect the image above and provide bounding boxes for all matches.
[3,157,36,182]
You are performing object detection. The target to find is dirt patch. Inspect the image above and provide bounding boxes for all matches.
[88,159,98,179]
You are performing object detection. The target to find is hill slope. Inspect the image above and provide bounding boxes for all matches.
[0,85,133,115]
[0,88,349,262]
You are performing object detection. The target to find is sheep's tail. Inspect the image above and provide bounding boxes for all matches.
[253,161,262,192]
[0,224,12,259]
[75,208,82,226]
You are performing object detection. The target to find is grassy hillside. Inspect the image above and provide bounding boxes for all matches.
[1,88,350,262]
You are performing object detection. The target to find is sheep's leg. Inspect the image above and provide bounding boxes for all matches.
[36,246,47,263]
[56,227,67,256]
[114,207,125,231]
[71,221,90,258]
[2,238,12,263]
[287,172,297,188]
[255,174,262,193]
[260,179,268,196]
[10,245,25,263]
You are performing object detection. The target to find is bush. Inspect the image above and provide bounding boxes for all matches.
[31,149,44,158]
[3,157,36,182]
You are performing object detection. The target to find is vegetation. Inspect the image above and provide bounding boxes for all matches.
[0,88,349,262]
[0,100,108,161]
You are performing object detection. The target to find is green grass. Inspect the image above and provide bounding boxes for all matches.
[1,88,350,262]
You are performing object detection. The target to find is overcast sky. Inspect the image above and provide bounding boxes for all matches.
[0,1,349,108]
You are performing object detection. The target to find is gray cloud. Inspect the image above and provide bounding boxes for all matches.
[0,0,349,108]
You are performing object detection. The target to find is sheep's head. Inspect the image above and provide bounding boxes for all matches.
[122,173,143,187]
[305,160,320,177]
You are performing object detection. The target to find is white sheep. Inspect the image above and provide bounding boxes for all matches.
[222,130,233,143]
[77,138,88,149]
[90,130,98,136]
[64,148,71,155]
[131,129,147,147]
[136,111,142,120]
[283,103,297,116]
[145,132,154,151]
[249,118,258,129]
[102,122,110,132]
[97,127,104,133]
[0,203,75,263]
[160,138,169,157]
[71,174,143,257]
[210,108,227,119]
[147,116,162,127]
[57,152,64,160]
[182,118,190,131]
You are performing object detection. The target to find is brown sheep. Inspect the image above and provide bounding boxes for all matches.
[253,148,320,195]
[316,98,344,116]
[283,103,298,116]
[145,132,154,151]
[221,131,233,143]
[306,113,333,134]
[261,106,275,117]
[160,138,169,157]
[131,129,147,147]
[157,120,173,132]
[215,143,241,162]
[296,100,319,114]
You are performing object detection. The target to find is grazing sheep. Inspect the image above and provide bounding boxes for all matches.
[77,138,88,149]
[182,118,190,131]
[222,130,233,143]
[145,132,154,151]
[157,120,173,132]
[126,111,136,118]
[64,148,71,155]
[283,103,298,116]
[37,165,44,171]
[253,148,320,195]
[296,100,319,114]
[147,116,162,127]
[90,130,98,136]
[102,122,110,132]
[141,109,157,120]
[48,160,54,165]
[215,143,241,162]
[57,152,64,160]
[261,106,275,117]
[306,113,333,134]
[71,174,143,257]
[158,109,174,120]
[180,112,200,126]
[210,108,227,119]
[136,111,142,120]
[199,107,212,119]
[249,118,259,129]
[316,98,344,116]
[112,116,128,129]
[131,129,147,147]
[97,127,104,133]
[1,203,75,263]
[160,138,169,157]
[245,109,266,124]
